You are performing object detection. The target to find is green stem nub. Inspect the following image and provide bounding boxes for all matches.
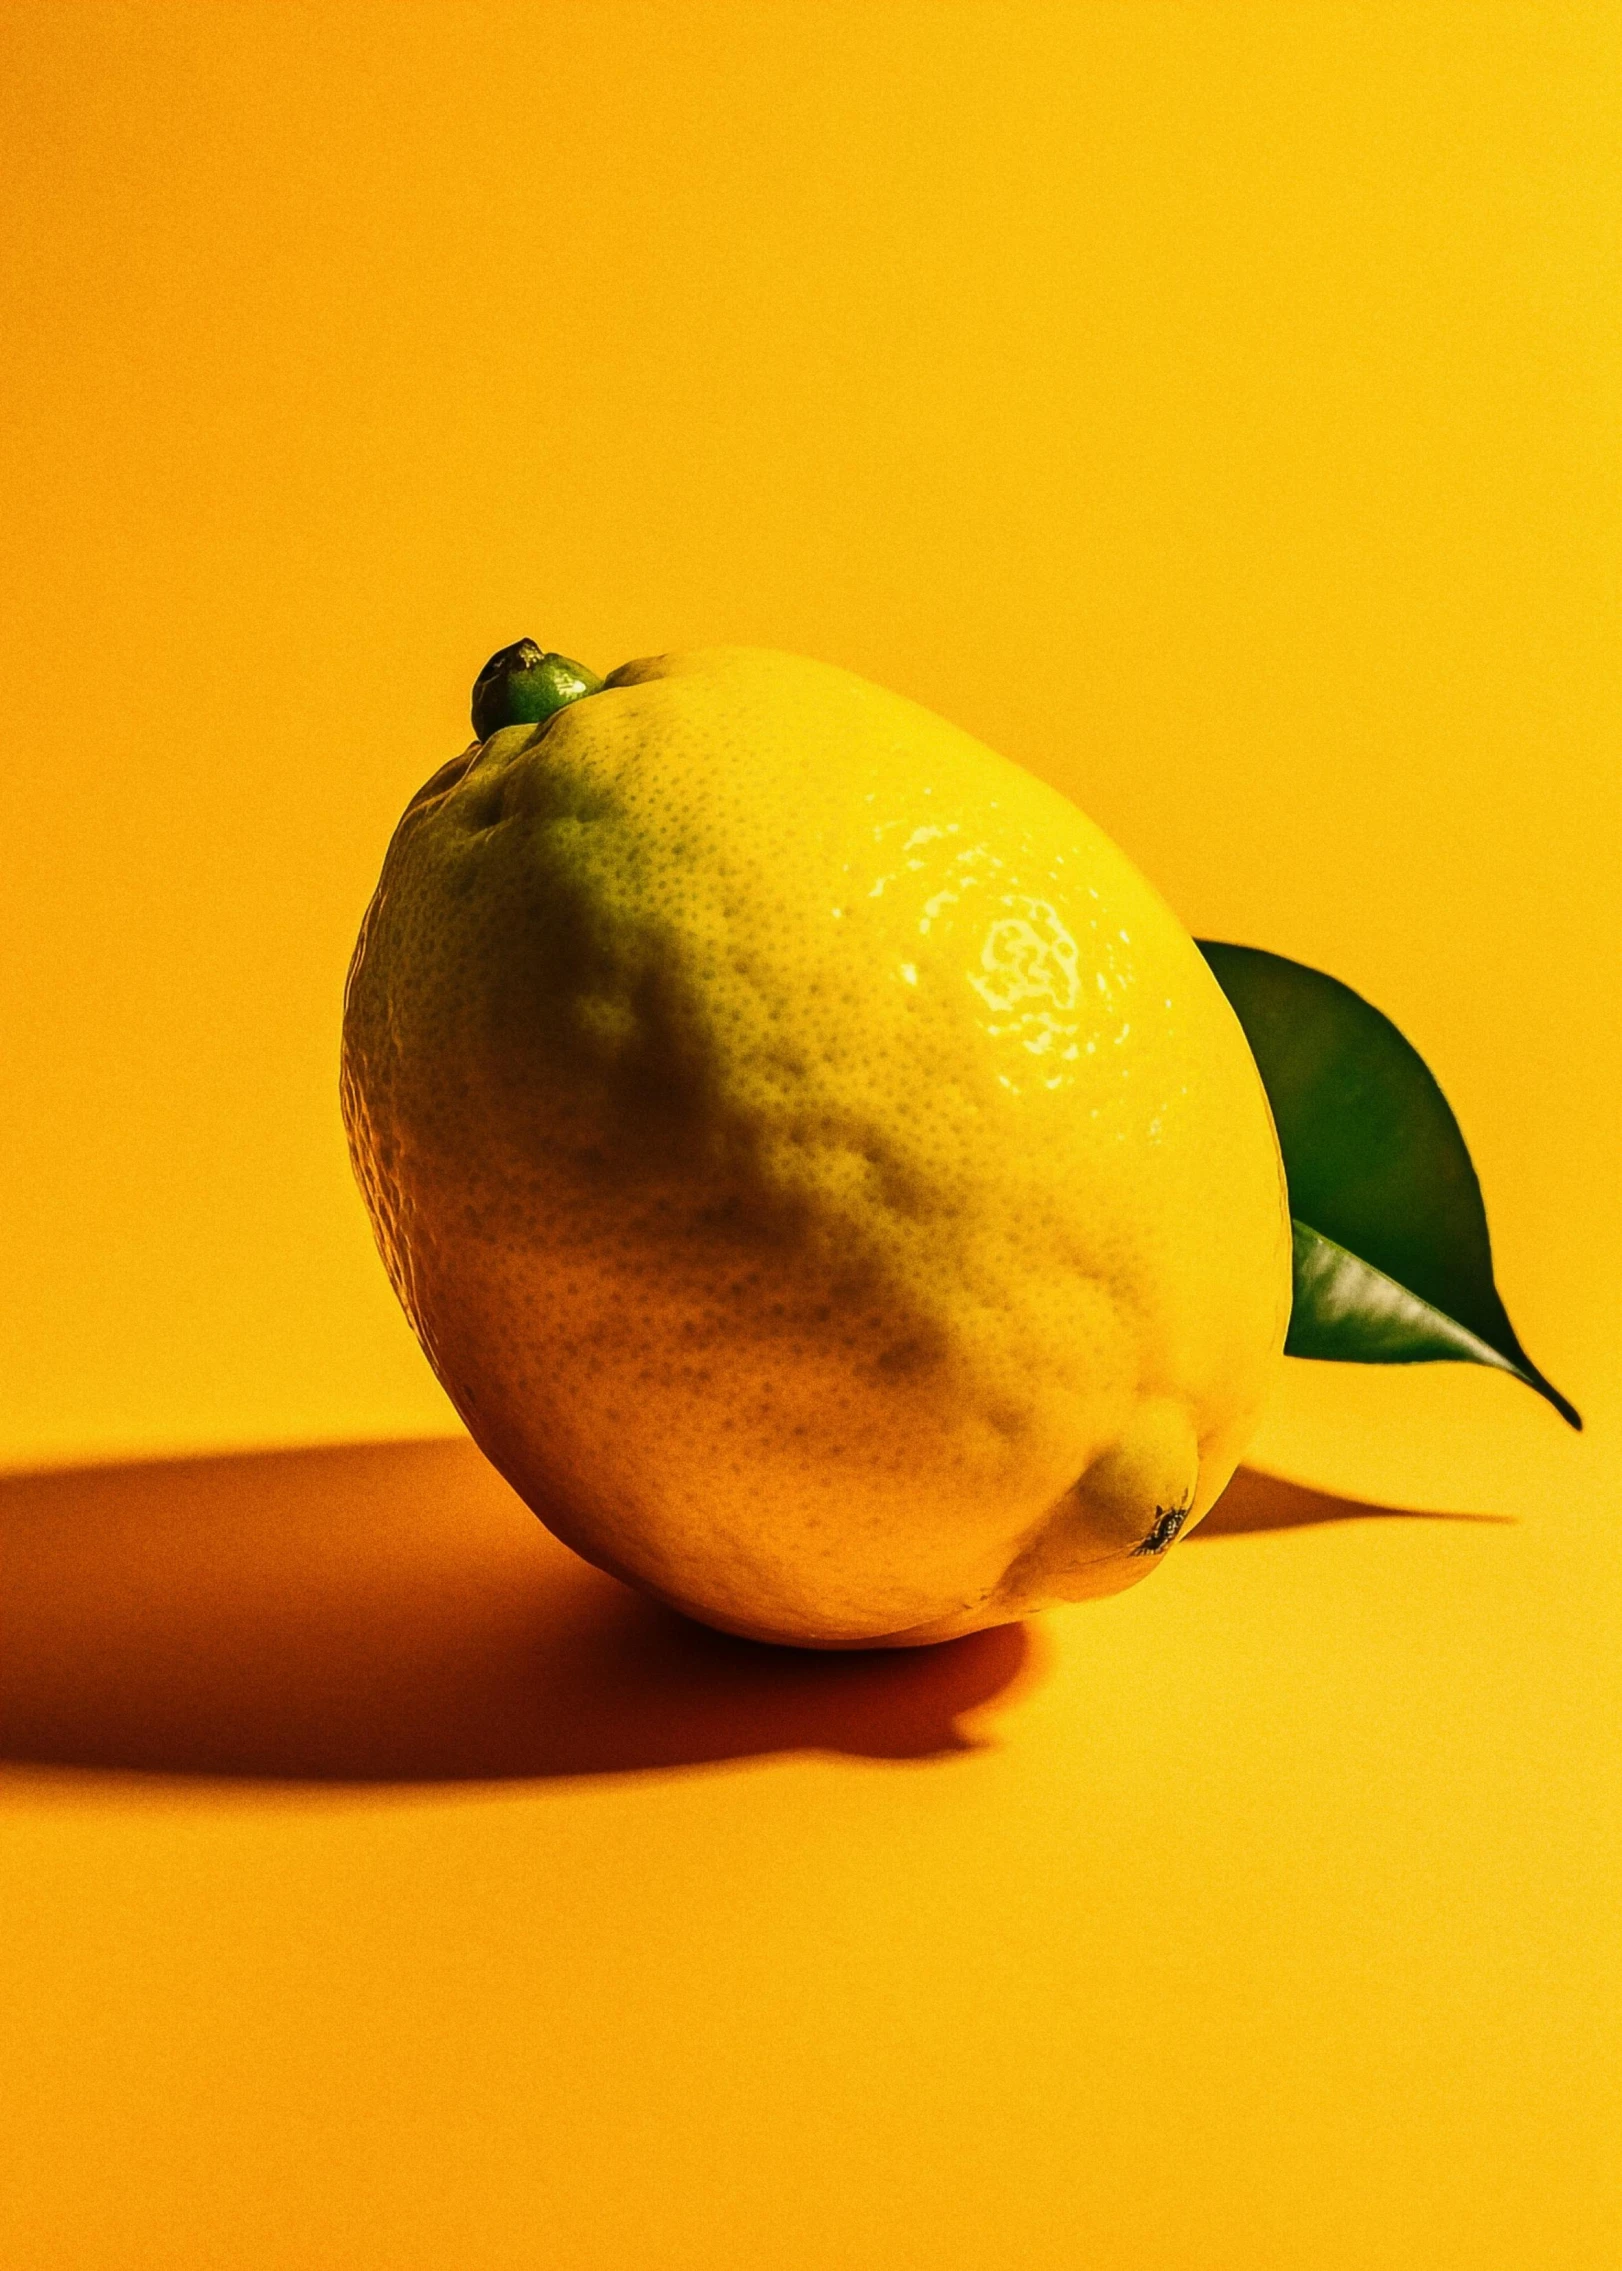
[471,640,604,741]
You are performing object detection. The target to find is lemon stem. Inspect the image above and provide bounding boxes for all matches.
[471,640,604,741]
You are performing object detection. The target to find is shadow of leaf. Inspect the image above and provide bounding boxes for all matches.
[1194,1464,1511,1538]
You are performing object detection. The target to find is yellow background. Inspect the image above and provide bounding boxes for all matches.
[3,5,1617,2266]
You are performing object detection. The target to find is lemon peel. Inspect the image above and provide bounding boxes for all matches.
[342,647,1292,1647]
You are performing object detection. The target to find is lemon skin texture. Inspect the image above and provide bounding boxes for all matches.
[342,649,1292,1648]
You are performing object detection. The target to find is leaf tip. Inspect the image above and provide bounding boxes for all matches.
[1536,1376,1583,1432]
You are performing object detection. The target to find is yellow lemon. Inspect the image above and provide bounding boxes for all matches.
[342,647,1291,1647]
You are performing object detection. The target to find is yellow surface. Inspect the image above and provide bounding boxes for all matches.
[1,5,1617,2266]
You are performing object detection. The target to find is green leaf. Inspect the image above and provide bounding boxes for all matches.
[1198,941,1580,1430]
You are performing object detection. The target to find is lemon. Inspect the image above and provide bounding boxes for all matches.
[342,646,1292,1647]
